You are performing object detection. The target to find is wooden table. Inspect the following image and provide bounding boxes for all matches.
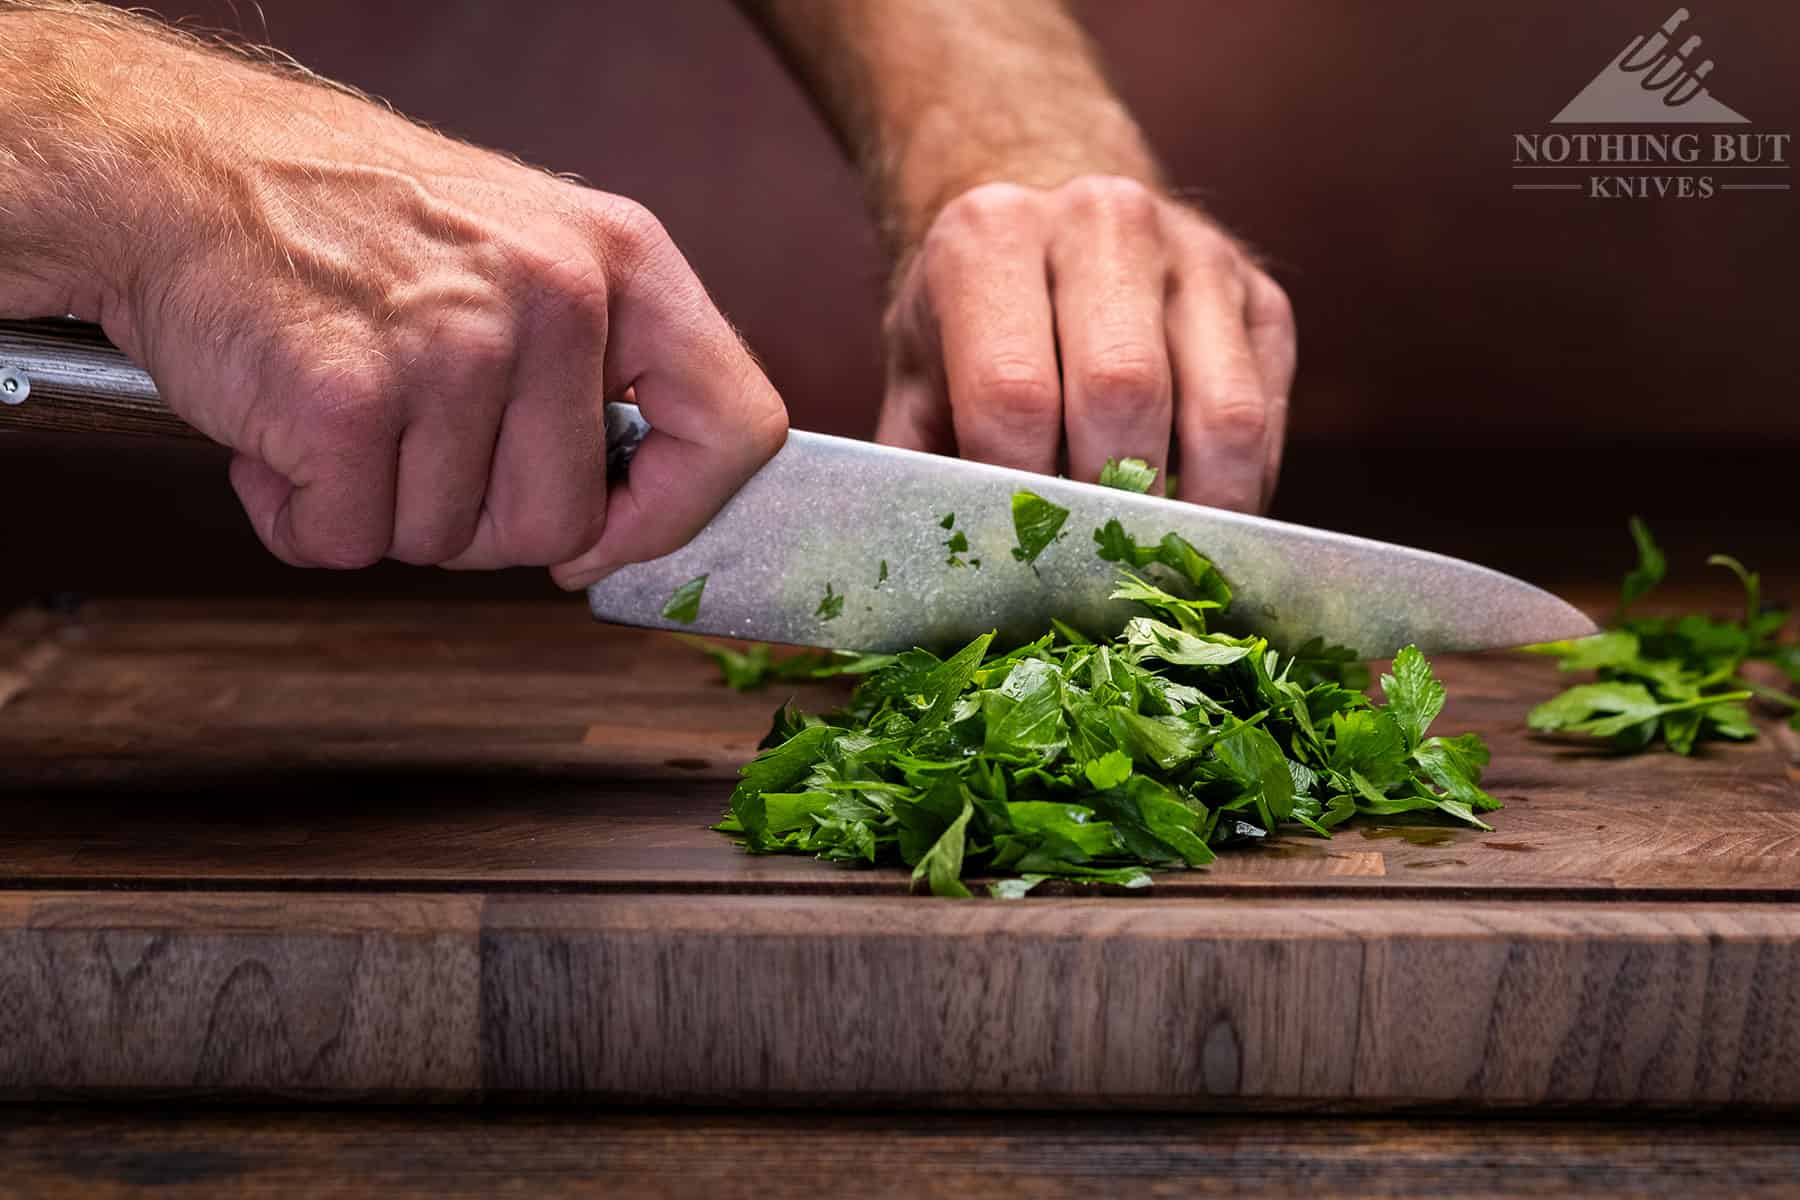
[1,596,1796,1108]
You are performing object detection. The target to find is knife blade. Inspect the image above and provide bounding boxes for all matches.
[589,404,1597,656]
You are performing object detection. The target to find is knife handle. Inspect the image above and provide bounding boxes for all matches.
[0,317,651,472]
[0,317,198,440]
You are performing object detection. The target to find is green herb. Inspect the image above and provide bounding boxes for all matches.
[1099,457,1158,494]
[1525,519,1795,752]
[878,560,889,586]
[680,636,894,692]
[944,529,970,568]
[1010,491,1069,565]
[939,513,956,529]
[661,575,707,624]
[816,583,845,622]
[719,559,1491,897]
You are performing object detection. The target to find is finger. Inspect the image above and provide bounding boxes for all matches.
[926,191,1061,474]
[552,211,786,588]
[1167,269,1270,514]
[874,288,956,454]
[228,454,305,567]
[232,378,402,568]
[1244,273,1296,510]
[388,316,511,567]
[875,372,956,455]
[1048,181,1172,487]
[442,284,611,571]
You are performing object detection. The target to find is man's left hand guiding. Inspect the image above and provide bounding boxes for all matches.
[878,175,1295,514]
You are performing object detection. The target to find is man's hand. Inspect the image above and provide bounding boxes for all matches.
[744,0,1290,511]
[878,176,1293,511]
[0,6,785,586]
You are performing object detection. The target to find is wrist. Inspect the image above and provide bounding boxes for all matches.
[884,96,1163,254]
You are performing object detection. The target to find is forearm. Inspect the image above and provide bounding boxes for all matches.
[741,0,1161,256]
[0,3,448,324]
[0,4,157,318]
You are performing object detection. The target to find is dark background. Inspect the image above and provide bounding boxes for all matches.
[3,1,1793,607]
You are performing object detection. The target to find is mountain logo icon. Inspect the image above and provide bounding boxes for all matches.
[1554,8,1748,123]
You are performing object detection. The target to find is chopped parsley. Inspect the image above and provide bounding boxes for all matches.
[816,582,845,622]
[1009,491,1069,565]
[1525,519,1793,752]
[1099,457,1158,494]
[661,574,707,624]
[719,545,1493,897]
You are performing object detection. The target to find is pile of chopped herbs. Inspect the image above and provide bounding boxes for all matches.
[1525,519,1797,753]
[714,477,1499,897]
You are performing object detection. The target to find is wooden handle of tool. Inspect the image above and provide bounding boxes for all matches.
[0,317,654,473]
[0,318,205,440]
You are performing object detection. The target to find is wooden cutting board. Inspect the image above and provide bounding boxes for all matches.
[1,598,1796,1108]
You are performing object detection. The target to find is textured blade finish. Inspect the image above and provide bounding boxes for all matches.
[588,407,1596,655]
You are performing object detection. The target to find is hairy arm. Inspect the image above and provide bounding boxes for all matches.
[740,0,1160,253]
[0,2,785,582]
[743,0,1293,513]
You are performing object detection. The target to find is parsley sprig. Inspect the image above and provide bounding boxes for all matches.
[1525,519,1796,753]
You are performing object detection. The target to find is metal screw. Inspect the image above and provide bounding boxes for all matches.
[0,366,27,406]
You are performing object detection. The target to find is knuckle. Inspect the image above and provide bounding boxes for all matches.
[745,397,790,461]
[394,524,475,569]
[1208,398,1269,444]
[504,512,596,567]
[1186,225,1245,278]
[299,523,387,571]
[932,182,1043,241]
[421,309,518,378]
[1251,274,1296,332]
[969,361,1060,425]
[1075,352,1170,413]
[1059,174,1160,227]
[307,374,395,447]
[594,194,672,263]
[511,246,612,344]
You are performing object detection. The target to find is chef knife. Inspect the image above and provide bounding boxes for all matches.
[0,316,1596,655]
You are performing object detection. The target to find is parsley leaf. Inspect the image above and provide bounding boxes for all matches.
[1099,457,1158,493]
[1093,520,1231,608]
[816,583,845,622]
[1524,520,1794,752]
[1010,491,1069,565]
[1382,645,1445,750]
[661,575,707,624]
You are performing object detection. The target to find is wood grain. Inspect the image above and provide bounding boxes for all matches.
[0,599,1793,896]
[477,895,1800,1107]
[0,894,481,1101]
[0,319,199,441]
[0,596,1794,1106]
[0,1110,1795,1199]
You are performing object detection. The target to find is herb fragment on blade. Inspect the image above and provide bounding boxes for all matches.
[681,637,896,692]
[1010,491,1069,566]
[1523,519,1795,753]
[661,575,707,625]
[816,582,845,622]
[1099,457,1158,494]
